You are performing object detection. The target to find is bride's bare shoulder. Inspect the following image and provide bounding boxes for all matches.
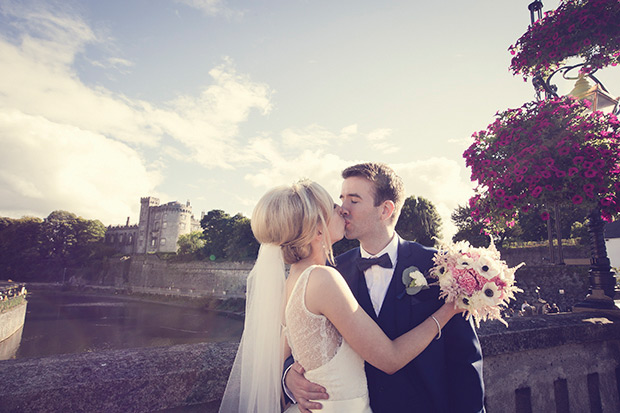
[305,266,351,314]
[307,265,348,291]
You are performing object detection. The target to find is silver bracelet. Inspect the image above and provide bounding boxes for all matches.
[430,315,442,340]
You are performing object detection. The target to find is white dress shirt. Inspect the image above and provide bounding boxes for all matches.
[360,234,399,316]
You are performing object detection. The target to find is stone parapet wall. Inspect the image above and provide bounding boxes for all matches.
[499,244,589,267]
[1,312,618,412]
[511,265,590,312]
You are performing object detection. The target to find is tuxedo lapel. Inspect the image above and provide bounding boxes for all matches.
[337,248,377,321]
[379,237,414,337]
[357,272,377,322]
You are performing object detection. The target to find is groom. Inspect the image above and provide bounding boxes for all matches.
[285,162,485,412]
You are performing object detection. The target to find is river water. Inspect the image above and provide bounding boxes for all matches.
[3,289,244,360]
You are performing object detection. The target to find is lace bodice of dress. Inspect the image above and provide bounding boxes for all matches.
[284,265,342,371]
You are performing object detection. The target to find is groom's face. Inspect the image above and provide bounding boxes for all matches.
[339,176,383,243]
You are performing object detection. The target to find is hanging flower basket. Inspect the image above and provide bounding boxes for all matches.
[464,96,620,226]
[509,0,620,78]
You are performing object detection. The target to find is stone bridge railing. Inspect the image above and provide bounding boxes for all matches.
[0,312,619,412]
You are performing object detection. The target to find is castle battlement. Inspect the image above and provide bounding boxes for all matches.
[107,224,139,230]
[107,196,202,255]
[141,197,160,206]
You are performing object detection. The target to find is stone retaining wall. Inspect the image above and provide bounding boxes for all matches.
[1,312,619,412]
[64,256,253,298]
[56,254,595,311]
[0,302,26,344]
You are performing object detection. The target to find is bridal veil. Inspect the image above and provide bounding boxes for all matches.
[219,244,286,413]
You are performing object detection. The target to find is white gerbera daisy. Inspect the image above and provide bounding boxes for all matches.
[474,255,500,280]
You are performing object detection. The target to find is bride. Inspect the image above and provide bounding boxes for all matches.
[219,180,461,412]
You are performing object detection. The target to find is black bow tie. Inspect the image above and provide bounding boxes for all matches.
[356,253,393,272]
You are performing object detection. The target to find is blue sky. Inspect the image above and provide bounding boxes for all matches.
[1,0,618,238]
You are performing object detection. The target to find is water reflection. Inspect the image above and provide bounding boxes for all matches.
[6,290,244,360]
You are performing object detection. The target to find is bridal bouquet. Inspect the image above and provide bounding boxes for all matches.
[430,240,523,327]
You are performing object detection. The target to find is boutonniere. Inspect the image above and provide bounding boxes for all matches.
[402,266,430,296]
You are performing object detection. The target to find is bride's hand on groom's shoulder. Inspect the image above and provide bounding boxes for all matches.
[285,362,329,412]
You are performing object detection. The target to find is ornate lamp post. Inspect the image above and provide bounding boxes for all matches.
[569,76,619,312]
[524,1,620,312]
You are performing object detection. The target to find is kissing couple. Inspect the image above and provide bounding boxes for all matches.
[219,162,485,412]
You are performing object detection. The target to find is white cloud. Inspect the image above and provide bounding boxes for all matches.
[244,140,351,198]
[0,5,272,159]
[394,157,476,240]
[366,128,398,154]
[0,8,160,146]
[280,123,358,149]
[0,110,159,224]
[157,59,273,168]
[245,133,475,239]
[0,4,275,220]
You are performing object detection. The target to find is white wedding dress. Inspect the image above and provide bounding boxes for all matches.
[283,265,372,413]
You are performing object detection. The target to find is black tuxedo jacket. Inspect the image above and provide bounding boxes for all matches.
[335,237,485,413]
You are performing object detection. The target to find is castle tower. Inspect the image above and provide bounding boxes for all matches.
[137,197,159,254]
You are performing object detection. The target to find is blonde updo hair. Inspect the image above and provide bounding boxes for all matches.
[251,179,335,265]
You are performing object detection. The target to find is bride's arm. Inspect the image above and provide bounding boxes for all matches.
[305,266,461,375]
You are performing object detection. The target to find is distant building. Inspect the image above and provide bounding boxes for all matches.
[106,197,201,254]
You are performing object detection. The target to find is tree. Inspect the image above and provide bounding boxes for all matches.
[225,214,259,261]
[451,205,491,248]
[73,217,107,262]
[38,211,107,266]
[39,211,79,264]
[0,216,43,279]
[177,231,206,256]
[333,237,359,257]
[396,196,442,247]
[200,210,259,261]
[200,209,234,260]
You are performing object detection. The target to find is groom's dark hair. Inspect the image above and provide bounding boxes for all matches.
[342,162,405,222]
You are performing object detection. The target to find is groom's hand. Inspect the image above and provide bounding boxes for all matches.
[285,362,329,412]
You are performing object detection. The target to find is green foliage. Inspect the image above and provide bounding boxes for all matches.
[200,210,259,261]
[451,205,492,248]
[333,237,359,257]
[0,216,43,279]
[177,231,205,256]
[225,214,259,261]
[38,211,107,265]
[451,202,589,247]
[0,211,109,281]
[0,294,26,314]
[201,210,232,260]
[396,196,442,247]
[570,219,590,244]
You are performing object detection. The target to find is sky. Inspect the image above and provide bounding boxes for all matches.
[1,0,619,239]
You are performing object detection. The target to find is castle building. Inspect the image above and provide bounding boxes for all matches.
[106,197,201,254]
